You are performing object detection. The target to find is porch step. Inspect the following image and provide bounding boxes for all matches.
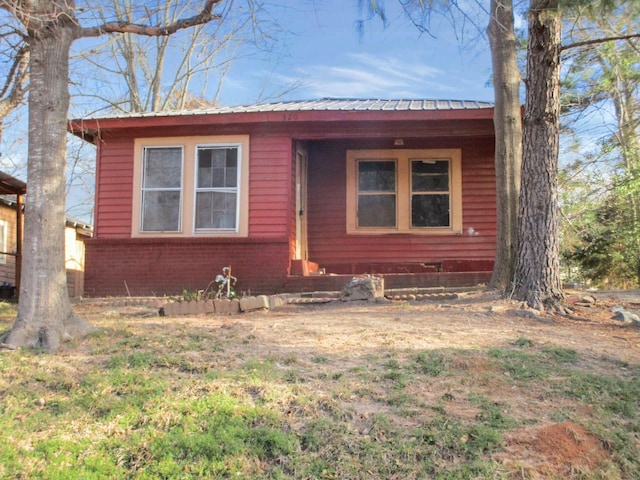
[290,259,320,276]
[278,271,492,294]
[320,260,494,275]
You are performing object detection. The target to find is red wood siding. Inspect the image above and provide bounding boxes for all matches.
[305,137,496,272]
[94,135,134,238]
[94,133,294,239]
[248,136,294,237]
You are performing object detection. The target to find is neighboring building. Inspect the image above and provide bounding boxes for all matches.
[0,198,22,295]
[69,98,497,297]
[0,172,26,299]
[65,218,92,298]
[0,171,91,298]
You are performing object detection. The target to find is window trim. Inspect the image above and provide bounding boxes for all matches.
[132,136,249,238]
[346,148,462,235]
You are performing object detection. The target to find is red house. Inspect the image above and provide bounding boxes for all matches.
[69,99,496,297]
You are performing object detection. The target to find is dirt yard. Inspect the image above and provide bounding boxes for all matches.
[73,288,640,478]
[116,288,639,369]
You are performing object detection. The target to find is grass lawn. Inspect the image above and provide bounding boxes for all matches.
[0,293,639,479]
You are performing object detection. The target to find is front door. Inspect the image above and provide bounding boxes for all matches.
[295,146,308,260]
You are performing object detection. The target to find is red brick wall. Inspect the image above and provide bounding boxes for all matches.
[84,237,291,297]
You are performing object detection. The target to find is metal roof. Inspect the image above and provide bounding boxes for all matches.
[0,171,26,195]
[88,98,494,120]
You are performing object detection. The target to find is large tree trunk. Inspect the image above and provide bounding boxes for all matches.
[2,3,95,352]
[512,0,564,310]
[487,0,522,292]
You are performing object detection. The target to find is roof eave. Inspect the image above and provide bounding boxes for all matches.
[69,107,494,142]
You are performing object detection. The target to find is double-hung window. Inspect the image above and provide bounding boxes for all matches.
[141,146,183,232]
[195,146,239,231]
[134,136,249,237]
[347,149,462,234]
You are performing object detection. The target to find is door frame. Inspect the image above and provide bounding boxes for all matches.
[294,144,308,261]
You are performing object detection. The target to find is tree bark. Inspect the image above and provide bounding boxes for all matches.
[2,1,96,351]
[487,0,522,292]
[512,0,564,310]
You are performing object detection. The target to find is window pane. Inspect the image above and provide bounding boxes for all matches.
[358,161,395,191]
[142,191,181,231]
[358,194,396,227]
[412,194,450,227]
[198,147,238,188]
[196,191,237,229]
[412,160,449,192]
[143,147,182,188]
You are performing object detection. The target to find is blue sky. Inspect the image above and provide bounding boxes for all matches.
[218,0,495,106]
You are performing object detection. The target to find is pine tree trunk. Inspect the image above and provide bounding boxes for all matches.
[512,0,564,310]
[487,0,522,292]
[2,3,95,352]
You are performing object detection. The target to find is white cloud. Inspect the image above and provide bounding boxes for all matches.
[267,52,460,100]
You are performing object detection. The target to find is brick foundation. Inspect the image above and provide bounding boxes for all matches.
[84,237,494,297]
[84,237,291,297]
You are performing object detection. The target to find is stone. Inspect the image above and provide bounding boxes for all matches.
[507,308,553,323]
[240,295,270,312]
[214,298,241,315]
[341,275,384,301]
[203,300,215,314]
[160,302,173,316]
[269,295,287,309]
[185,301,198,315]
[612,307,640,325]
[195,300,206,315]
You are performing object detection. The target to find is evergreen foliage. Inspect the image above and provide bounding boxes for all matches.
[560,0,640,286]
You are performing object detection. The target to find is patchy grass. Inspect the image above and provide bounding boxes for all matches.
[0,298,639,479]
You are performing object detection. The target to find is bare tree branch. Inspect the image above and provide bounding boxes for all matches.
[562,32,640,51]
[0,44,27,101]
[80,0,223,38]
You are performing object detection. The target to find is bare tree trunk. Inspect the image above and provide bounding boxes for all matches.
[0,0,222,353]
[487,0,522,292]
[3,4,96,351]
[513,0,564,310]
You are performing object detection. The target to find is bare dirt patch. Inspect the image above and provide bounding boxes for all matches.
[498,420,611,478]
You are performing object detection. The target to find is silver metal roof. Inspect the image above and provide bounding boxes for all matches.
[89,98,494,119]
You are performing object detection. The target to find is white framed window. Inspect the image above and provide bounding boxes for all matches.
[141,146,183,232]
[133,136,249,237]
[346,149,462,235]
[195,145,240,231]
